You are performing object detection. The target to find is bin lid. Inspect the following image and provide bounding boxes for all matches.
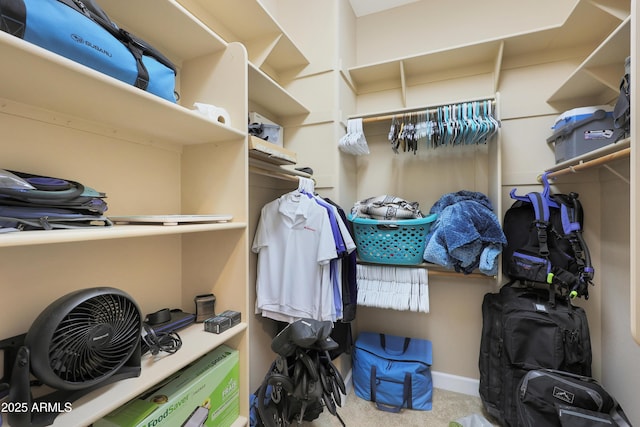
[552,105,612,130]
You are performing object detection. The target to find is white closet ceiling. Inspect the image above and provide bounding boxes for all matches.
[349,0,420,17]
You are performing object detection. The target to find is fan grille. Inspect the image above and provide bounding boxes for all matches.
[48,293,141,383]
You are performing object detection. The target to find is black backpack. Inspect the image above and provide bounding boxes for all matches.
[613,57,630,138]
[502,173,594,300]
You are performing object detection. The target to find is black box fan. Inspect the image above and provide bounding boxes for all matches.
[0,287,143,427]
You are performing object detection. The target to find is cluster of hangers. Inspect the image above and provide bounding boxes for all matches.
[386,99,500,154]
[297,176,316,194]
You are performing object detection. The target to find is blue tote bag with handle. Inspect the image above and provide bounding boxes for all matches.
[353,332,433,412]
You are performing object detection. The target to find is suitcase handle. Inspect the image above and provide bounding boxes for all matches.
[370,366,413,412]
[379,334,411,355]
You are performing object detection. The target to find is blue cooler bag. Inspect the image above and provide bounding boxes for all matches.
[0,0,177,102]
[353,332,433,412]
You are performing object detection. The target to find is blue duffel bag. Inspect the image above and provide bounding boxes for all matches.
[0,0,177,102]
[353,332,433,412]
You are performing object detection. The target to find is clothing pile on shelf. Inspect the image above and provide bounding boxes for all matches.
[252,177,357,324]
[0,169,111,232]
[356,264,429,313]
[423,190,506,275]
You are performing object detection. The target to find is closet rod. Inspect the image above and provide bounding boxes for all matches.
[542,147,630,181]
[357,97,496,124]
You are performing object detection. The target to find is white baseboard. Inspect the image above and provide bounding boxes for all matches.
[341,369,479,398]
[343,368,353,396]
[432,371,480,397]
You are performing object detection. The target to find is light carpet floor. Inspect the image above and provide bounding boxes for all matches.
[302,388,499,427]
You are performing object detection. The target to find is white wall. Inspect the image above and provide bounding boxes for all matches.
[600,162,640,424]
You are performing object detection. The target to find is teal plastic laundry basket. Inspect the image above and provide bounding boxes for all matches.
[348,213,437,265]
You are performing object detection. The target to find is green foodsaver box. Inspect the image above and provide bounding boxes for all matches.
[95,345,239,427]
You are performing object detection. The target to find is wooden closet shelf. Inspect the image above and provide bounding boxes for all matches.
[249,136,297,165]
[54,322,248,427]
[542,138,630,181]
[356,260,495,280]
[249,157,312,183]
[249,149,296,166]
[0,222,247,248]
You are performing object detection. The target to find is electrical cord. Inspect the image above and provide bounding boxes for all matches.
[141,323,182,356]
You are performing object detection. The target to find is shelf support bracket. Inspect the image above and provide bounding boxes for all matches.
[399,60,407,108]
[602,163,630,184]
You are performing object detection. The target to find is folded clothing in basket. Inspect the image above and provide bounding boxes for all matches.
[351,195,423,220]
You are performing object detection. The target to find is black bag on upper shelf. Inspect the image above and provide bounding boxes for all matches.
[0,0,177,102]
[0,169,111,231]
[613,56,631,138]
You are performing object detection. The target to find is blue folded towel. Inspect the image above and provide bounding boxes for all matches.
[423,191,506,275]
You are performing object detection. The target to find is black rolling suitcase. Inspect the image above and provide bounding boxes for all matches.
[479,284,592,426]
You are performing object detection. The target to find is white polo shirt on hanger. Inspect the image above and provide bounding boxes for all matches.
[252,191,338,322]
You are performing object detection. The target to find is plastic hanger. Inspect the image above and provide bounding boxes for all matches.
[339,118,370,155]
[462,102,475,144]
[485,100,500,141]
[297,177,315,195]
[510,172,559,208]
